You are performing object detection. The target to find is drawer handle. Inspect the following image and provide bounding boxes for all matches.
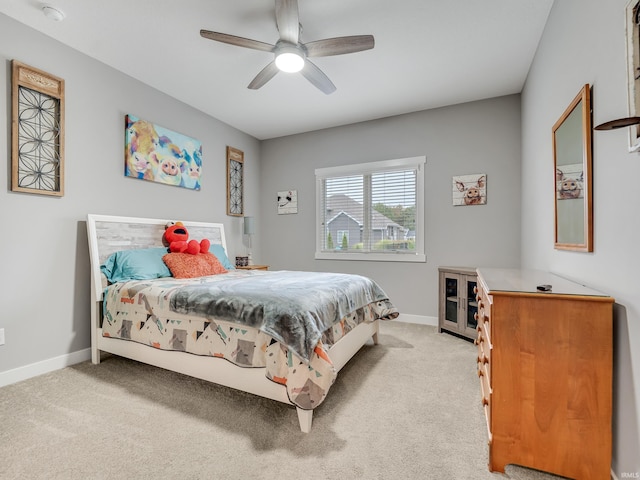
[477,354,489,365]
[476,294,481,302]
[474,335,484,345]
[482,397,489,407]
[474,312,479,321]
[477,369,484,378]
[478,301,484,309]
[483,314,489,324]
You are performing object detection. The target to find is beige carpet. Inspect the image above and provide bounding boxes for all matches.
[0,322,567,480]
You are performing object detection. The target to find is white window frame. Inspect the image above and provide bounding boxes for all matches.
[315,156,426,262]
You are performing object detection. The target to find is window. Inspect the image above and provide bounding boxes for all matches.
[315,156,426,262]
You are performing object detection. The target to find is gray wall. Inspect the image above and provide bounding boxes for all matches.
[4,2,637,477]
[260,95,522,317]
[0,14,261,372]
[522,0,640,476]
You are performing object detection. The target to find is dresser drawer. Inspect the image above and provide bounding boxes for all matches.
[478,360,492,438]
[475,328,489,362]
[477,290,492,324]
[477,335,491,386]
[475,318,492,384]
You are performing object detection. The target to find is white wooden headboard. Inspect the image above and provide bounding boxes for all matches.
[86,214,228,301]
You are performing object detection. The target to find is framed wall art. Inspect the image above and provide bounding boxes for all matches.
[626,0,640,151]
[452,174,486,206]
[277,190,298,214]
[226,146,244,216]
[125,114,202,190]
[11,60,65,196]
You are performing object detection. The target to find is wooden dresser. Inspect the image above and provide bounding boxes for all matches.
[475,268,613,480]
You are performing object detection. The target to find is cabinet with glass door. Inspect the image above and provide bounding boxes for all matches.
[438,267,478,340]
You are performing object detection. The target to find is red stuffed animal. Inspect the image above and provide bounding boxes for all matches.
[163,221,210,255]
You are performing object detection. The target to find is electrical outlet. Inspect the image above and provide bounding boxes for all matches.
[0,328,4,346]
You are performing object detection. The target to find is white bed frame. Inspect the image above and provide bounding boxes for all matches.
[86,214,379,433]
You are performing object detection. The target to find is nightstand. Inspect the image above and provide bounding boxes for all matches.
[236,265,269,271]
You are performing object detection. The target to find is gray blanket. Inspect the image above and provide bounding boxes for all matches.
[169,270,395,362]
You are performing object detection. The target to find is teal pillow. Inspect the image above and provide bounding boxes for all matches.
[101,247,172,283]
[210,244,235,270]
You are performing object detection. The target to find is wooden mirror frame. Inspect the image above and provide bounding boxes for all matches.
[552,84,593,252]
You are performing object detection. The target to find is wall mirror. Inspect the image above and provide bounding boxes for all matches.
[552,84,593,252]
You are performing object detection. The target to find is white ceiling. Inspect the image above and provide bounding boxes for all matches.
[0,0,554,140]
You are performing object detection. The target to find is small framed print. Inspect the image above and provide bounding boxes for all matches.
[277,190,298,214]
[226,146,244,216]
[452,174,486,206]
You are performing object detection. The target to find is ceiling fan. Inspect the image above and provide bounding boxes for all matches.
[200,0,374,94]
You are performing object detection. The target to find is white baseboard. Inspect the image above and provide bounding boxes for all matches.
[395,313,437,326]
[0,348,91,388]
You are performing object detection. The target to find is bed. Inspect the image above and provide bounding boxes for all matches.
[86,214,398,432]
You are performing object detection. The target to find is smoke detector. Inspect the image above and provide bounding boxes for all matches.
[42,5,65,21]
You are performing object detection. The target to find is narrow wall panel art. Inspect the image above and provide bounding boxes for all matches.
[125,114,202,190]
[12,61,65,196]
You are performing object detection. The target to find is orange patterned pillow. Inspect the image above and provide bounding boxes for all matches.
[162,252,228,279]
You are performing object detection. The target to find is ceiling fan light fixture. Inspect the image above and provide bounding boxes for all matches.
[200,0,374,93]
[275,46,305,73]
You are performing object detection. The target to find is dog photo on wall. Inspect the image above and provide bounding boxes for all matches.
[453,174,486,206]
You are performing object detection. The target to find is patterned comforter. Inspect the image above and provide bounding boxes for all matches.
[102,270,398,409]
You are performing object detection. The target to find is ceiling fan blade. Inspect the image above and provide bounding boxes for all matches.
[248,61,280,90]
[300,60,336,95]
[275,0,299,44]
[200,30,274,53]
[304,35,375,57]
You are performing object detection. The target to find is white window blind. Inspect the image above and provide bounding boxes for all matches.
[315,156,426,262]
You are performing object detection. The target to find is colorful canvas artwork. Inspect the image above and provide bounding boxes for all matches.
[124,114,202,190]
